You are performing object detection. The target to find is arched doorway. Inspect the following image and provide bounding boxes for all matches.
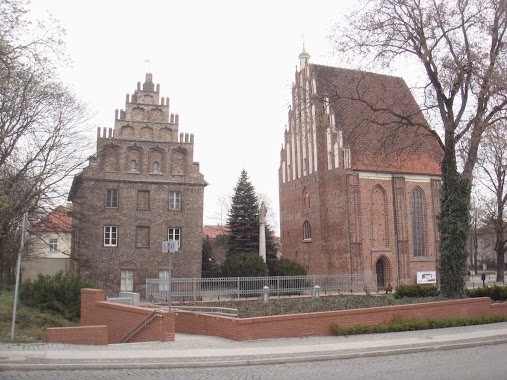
[376,259,385,288]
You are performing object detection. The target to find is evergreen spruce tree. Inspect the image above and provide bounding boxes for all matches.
[201,237,216,278]
[265,226,279,274]
[227,170,259,255]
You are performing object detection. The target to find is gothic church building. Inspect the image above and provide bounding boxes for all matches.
[279,51,443,287]
[69,73,206,295]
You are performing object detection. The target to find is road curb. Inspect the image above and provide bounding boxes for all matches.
[2,336,506,371]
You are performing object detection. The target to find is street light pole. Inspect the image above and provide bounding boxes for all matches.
[11,212,28,340]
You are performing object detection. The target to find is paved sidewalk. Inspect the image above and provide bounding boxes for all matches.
[1,322,507,370]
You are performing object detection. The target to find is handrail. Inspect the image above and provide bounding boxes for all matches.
[171,305,239,318]
[119,310,159,343]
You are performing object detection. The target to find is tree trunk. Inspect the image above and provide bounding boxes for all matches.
[495,216,505,283]
[438,143,471,298]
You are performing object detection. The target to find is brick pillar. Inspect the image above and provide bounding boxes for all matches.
[158,311,176,342]
[80,288,105,326]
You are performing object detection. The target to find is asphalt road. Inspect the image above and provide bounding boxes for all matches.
[1,342,505,380]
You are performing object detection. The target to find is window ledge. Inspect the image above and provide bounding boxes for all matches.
[303,238,312,243]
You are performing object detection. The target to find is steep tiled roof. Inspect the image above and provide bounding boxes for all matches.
[202,225,229,239]
[32,206,72,233]
[312,65,443,175]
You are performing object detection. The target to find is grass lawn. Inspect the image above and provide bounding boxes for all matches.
[0,290,78,343]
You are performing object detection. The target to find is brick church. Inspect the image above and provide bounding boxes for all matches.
[278,50,443,287]
[69,73,206,295]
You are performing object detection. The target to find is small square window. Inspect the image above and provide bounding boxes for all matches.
[49,238,58,252]
[106,189,118,208]
[168,228,181,249]
[169,191,181,211]
[104,226,118,247]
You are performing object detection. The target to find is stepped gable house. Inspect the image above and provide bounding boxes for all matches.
[69,73,206,295]
[279,50,443,288]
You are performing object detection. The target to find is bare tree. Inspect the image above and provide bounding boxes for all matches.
[332,0,507,297]
[475,124,507,282]
[0,0,92,283]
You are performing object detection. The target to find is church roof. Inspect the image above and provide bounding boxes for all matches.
[311,64,443,176]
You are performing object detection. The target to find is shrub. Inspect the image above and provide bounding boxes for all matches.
[466,285,507,301]
[19,271,97,321]
[270,257,307,276]
[332,315,507,336]
[221,252,268,278]
[394,283,439,298]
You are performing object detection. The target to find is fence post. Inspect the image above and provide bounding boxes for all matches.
[193,278,196,302]
[277,276,280,298]
[263,286,270,304]
[237,277,240,299]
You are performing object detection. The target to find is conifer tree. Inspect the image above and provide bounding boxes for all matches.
[227,170,259,255]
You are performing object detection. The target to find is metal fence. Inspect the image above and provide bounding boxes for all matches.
[145,274,378,303]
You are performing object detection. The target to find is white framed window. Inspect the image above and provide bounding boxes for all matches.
[169,191,181,210]
[104,226,118,247]
[49,238,58,252]
[121,270,134,291]
[168,228,181,249]
[106,189,118,208]
[159,270,169,292]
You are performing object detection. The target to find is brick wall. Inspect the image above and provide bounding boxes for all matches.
[175,297,506,341]
[46,288,175,345]
[46,325,108,345]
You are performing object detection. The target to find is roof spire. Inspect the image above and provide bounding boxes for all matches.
[298,43,310,70]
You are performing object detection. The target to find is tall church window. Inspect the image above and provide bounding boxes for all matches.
[303,221,312,241]
[411,188,426,257]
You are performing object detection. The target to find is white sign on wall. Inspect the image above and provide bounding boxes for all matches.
[162,240,178,253]
[417,271,437,284]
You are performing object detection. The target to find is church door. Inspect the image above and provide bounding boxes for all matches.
[376,260,385,288]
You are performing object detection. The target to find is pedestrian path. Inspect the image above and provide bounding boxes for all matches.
[1,322,506,370]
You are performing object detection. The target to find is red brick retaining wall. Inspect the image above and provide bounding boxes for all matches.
[46,325,108,345]
[46,288,175,345]
[175,297,507,341]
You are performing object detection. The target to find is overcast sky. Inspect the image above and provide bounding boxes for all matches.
[30,0,360,233]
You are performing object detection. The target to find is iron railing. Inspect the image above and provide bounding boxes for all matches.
[146,274,377,303]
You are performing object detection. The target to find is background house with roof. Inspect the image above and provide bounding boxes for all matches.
[279,50,443,288]
[24,205,72,282]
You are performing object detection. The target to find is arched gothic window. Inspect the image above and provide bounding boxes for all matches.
[302,188,310,209]
[303,221,312,241]
[411,188,426,257]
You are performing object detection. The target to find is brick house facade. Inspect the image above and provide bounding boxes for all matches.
[279,51,443,287]
[69,73,206,295]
